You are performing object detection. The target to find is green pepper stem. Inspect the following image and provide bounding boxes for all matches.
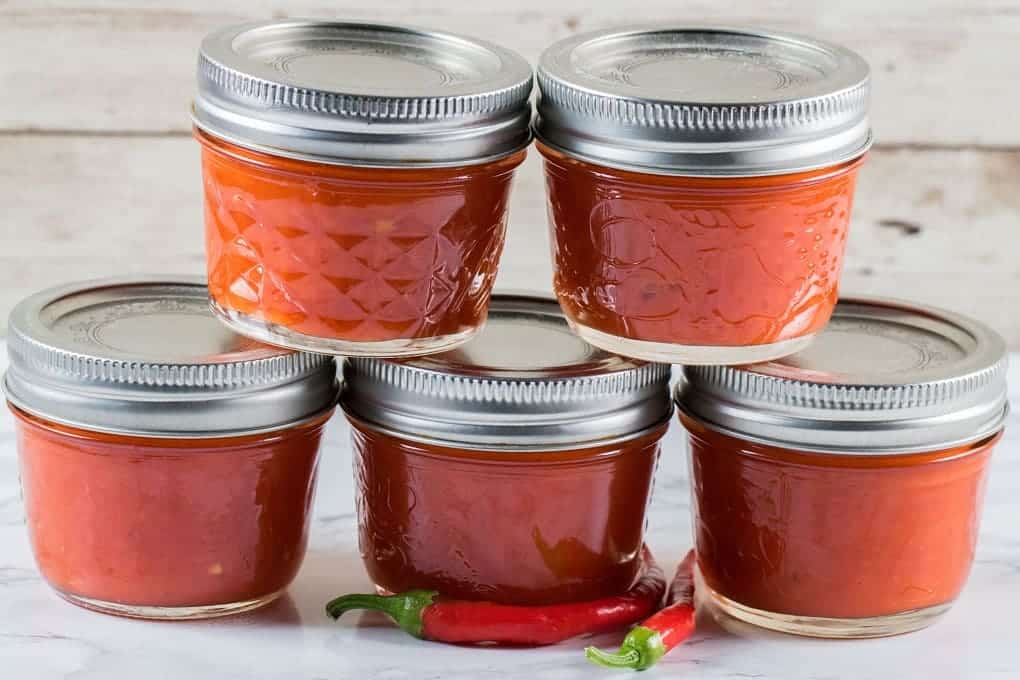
[585,626,665,671]
[326,593,394,619]
[325,590,437,639]
[585,646,643,669]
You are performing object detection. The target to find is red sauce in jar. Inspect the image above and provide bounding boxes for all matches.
[4,277,338,619]
[198,130,525,351]
[350,420,664,606]
[540,144,864,351]
[13,407,329,615]
[676,297,1007,637]
[685,416,997,621]
[535,26,872,363]
[193,20,533,355]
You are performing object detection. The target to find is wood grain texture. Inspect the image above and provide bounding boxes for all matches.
[1,136,1017,343]
[2,1,1019,144]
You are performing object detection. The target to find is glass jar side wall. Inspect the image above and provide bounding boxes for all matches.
[540,143,864,364]
[12,405,330,619]
[198,129,526,357]
[349,420,665,605]
[682,414,997,637]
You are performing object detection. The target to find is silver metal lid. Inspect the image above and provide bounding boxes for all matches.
[341,293,672,450]
[677,298,1009,454]
[194,20,533,167]
[535,26,872,176]
[3,277,339,438]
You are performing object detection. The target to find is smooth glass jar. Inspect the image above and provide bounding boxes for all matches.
[14,409,329,618]
[535,27,872,364]
[677,298,1008,637]
[686,419,997,631]
[341,294,673,604]
[350,420,665,604]
[193,21,533,357]
[3,278,338,619]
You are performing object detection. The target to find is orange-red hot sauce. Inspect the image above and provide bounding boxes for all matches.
[15,408,329,614]
[341,294,673,605]
[677,298,1008,637]
[351,421,664,605]
[193,20,533,357]
[686,418,997,622]
[535,27,872,365]
[3,278,338,619]
[541,146,863,350]
[199,132,524,351]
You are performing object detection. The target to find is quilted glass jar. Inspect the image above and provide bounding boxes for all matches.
[535,27,872,364]
[193,20,532,356]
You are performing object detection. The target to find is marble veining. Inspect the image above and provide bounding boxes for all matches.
[0,343,1017,679]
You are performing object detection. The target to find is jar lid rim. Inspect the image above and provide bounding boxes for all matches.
[676,296,1009,454]
[3,276,338,437]
[194,19,534,166]
[535,25,871,175]
[340,292,674,447]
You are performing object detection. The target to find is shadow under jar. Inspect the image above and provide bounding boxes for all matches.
[3,278,338,619]
[676,298,1008,638]
[193,20,533,357]
[535,27,873,364]
[340,294,673,604]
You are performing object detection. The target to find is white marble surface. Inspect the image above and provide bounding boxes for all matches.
[0,344,1018,679]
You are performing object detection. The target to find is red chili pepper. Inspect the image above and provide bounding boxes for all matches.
[325,545,665,646]
[585,549,696,671]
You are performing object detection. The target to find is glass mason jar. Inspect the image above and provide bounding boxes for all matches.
[676,298,1008,638]
[340,294,673,604]
[193,20,532,357]
[3,278,339,619]
[535,27,873,364]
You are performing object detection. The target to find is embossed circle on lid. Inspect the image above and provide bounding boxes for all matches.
[194,20,533,167]
[341,293,673,449]
[3,276,338,438]
[677,298,1008,453]
[535,26,871,176]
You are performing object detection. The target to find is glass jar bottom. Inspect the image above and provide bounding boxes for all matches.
[57,589,284,620]
[569,321,815,365]
[706,587,952,638]
[211,301,478,357]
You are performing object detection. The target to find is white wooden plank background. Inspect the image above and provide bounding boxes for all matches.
[2,1,1019,345]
